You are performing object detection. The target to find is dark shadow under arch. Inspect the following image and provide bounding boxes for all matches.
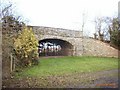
[38,38,73,56]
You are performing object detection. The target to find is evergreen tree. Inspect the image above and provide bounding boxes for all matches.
[14,27,39,66]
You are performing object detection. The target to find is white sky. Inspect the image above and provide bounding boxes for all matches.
[11,0,119,36]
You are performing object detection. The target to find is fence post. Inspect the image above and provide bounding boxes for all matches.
[13,56,15,71]
[10,54,13,72]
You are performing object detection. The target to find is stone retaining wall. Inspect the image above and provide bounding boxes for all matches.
[83,37,118,58]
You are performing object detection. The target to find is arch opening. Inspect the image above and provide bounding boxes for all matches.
[38,39,73,56]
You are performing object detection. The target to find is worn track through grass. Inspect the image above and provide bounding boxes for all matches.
[2,69,118,88]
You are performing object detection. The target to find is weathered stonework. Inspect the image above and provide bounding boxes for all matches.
[30,26,83,56]
[29,26,119,58]
[83,37,118,58]
[31,26,82,38]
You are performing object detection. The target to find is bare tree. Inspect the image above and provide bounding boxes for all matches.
[102,17,113,39]
[1,1,25,78]
[1,1,25,34]
[94,16,119,44]
[94,17,105,41]
[1,3,12,18]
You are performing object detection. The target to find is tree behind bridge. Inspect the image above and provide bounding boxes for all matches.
[109,18,120,50]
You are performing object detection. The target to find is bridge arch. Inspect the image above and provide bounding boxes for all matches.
[38,38,74,56]
[31,25,118,57]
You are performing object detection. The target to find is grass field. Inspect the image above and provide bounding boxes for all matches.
[15,56,118,78]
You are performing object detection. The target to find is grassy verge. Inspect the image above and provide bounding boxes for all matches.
[15,56,118,78]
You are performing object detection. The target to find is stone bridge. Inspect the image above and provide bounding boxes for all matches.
[29,26,83,56]
[28,26,118,58]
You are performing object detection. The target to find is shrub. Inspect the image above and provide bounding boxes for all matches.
[14,27,39,66]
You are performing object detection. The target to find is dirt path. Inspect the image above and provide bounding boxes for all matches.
[2,69,118,88]
[39,56,66,59]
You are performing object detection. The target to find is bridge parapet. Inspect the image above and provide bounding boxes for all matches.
[30,26,82,38]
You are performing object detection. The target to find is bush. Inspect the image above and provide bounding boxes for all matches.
[110,30,120,50]
[14,27,39,66]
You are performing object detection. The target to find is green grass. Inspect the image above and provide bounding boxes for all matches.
[15,56,118,78]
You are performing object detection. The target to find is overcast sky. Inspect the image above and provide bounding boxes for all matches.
[10,0,119,36]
